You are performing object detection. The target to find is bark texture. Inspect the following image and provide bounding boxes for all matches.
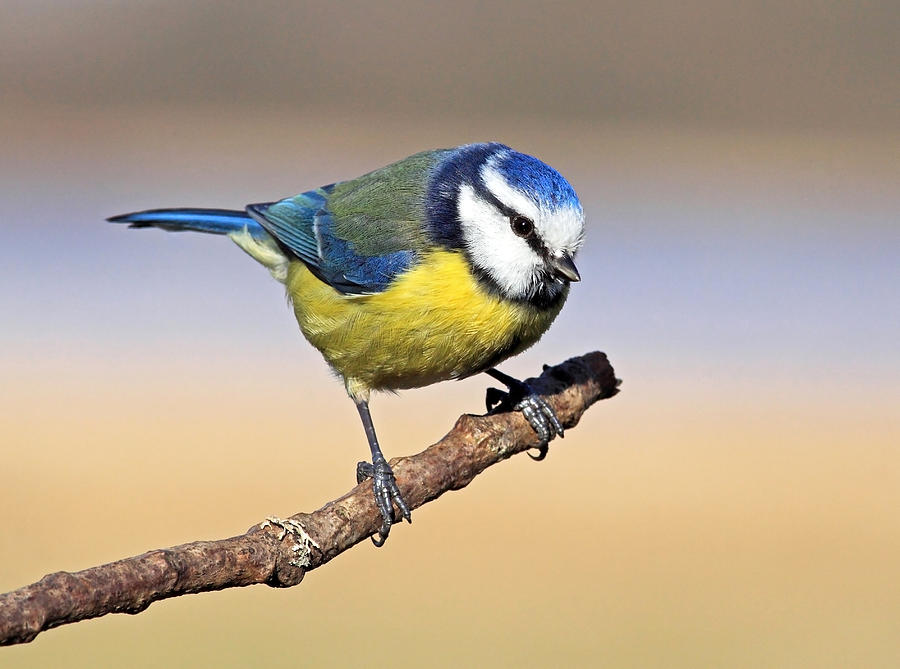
[0,351,619,645]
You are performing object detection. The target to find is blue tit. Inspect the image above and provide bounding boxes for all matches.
[109,142,584,545]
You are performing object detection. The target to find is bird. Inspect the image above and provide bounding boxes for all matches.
[108,142,584,546]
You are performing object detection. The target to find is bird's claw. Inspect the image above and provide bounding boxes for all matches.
[514,391,564,458]
[356,457,411,546]
[486,379,564,460]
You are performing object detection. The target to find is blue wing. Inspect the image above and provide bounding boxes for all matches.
[247,189,416,295]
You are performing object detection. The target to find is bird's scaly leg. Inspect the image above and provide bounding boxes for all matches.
[484,367,564,461]
[354,399,411,546]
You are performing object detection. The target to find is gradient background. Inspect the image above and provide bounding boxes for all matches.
[2,2,898,666]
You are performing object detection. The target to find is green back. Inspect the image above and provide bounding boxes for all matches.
[326,149,447,256]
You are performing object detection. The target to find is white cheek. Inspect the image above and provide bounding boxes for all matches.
[457,184,540,299]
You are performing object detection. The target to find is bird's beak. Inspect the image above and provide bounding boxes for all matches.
[548,252,581,282]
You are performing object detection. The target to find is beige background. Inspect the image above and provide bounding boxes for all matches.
[2,2,898,666]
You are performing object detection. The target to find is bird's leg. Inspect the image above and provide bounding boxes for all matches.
[354,398,411,546]
[484,367,564,461]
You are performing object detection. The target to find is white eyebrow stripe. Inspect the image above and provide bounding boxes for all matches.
[481,165,541,222]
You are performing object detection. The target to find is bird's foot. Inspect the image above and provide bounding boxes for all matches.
[486,376,564,461]
[356,456,411,546]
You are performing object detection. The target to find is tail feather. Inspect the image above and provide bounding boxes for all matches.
[107,208,266,237]
[108,206,290,283]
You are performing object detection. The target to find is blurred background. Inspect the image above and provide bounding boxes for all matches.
[2,1,898,666]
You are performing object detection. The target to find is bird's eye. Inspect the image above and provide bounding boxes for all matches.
[510,215,534,238]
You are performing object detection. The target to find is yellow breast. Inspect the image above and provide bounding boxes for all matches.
[286,250,566,398]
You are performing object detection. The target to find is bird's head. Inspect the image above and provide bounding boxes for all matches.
[427,143,584,306]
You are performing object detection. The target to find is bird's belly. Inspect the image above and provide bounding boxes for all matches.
[286,252,565,397]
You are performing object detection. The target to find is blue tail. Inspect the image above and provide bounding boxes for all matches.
[107,208,267,237]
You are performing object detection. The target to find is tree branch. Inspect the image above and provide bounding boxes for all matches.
[0,351,619,646]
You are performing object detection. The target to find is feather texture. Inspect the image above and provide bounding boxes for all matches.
[107,208,264,236]
[286,250,565,399]
[247,150,446,295]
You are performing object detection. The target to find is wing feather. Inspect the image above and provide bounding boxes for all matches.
[246,151,444,295]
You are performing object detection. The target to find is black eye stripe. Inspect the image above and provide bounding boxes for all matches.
[472,182,547,254]
[479,188,518,219]
[475,187,534,236]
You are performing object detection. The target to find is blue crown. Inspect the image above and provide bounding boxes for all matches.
[494,150,581,213]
